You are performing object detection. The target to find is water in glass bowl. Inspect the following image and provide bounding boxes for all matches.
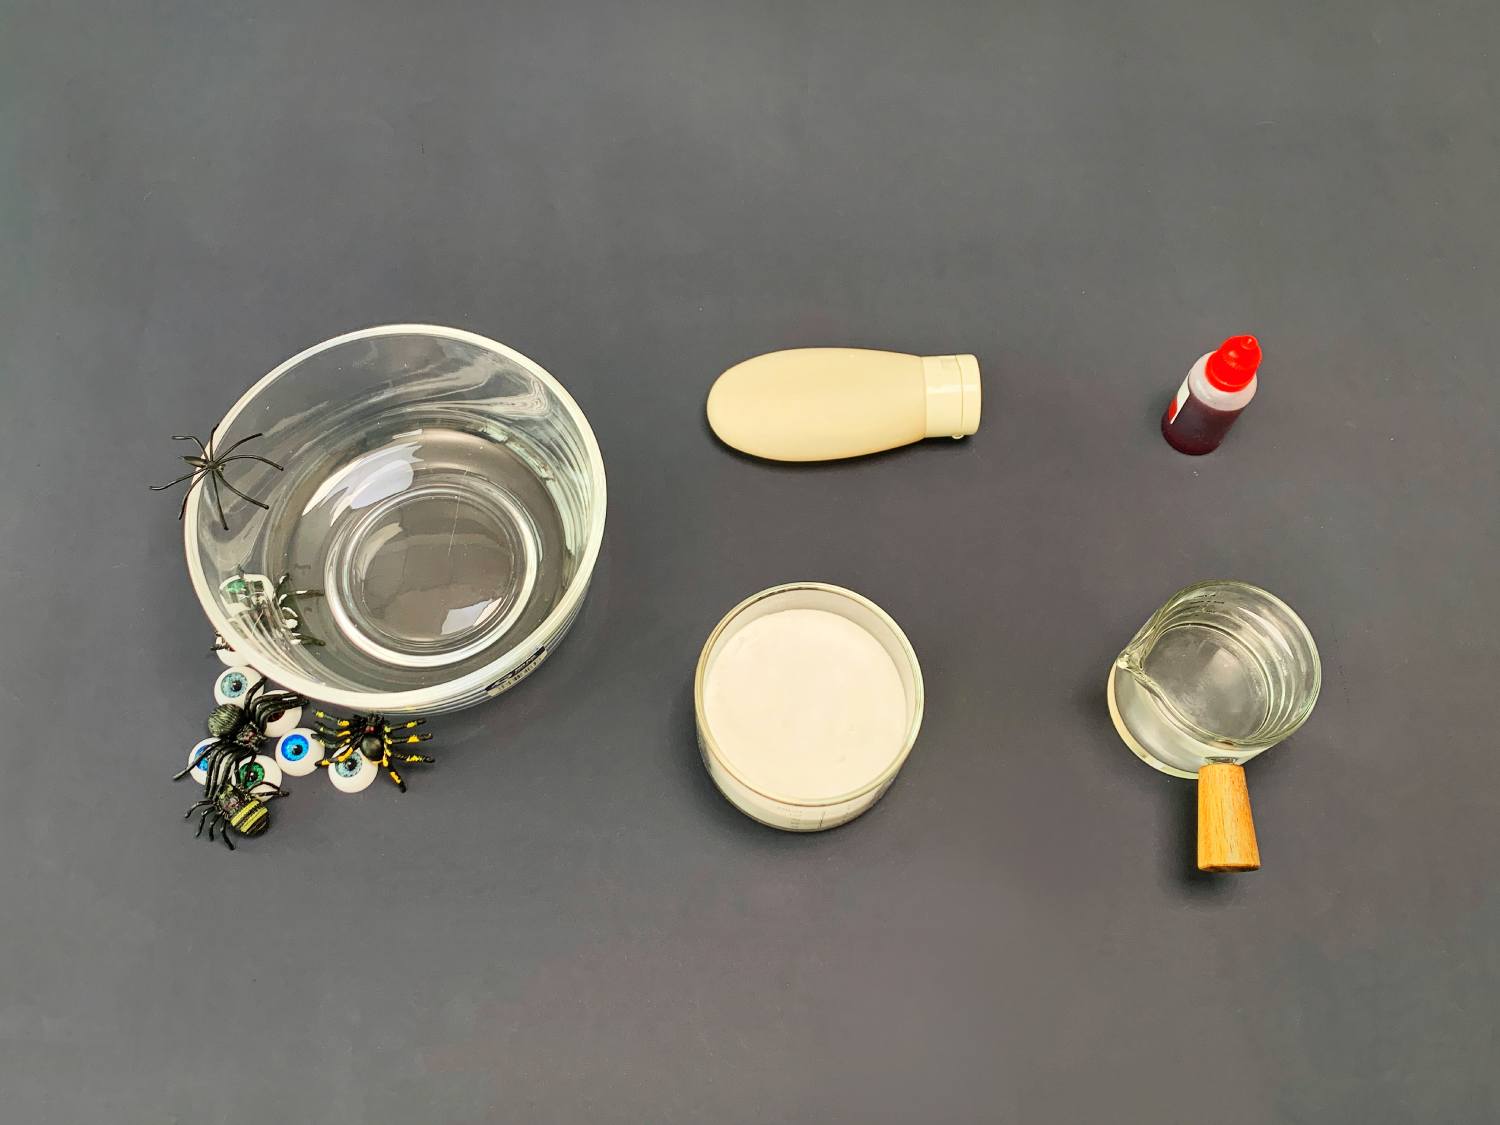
[270,410,570,689]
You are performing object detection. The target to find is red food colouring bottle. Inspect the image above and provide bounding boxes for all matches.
[1162,335,1261,455]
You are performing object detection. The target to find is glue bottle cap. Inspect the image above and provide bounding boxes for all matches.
[1205,336,1261,392]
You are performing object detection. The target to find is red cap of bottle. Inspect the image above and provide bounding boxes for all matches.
[1204,335,1261,392]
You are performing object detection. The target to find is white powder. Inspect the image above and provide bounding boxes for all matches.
[702,608,909,801]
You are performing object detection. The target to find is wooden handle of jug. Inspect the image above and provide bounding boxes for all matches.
[1197,762,1260,872]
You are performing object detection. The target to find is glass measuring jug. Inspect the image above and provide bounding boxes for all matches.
[1107,581,1320,871]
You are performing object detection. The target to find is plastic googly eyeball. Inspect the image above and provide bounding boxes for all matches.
[327,752,377,794]
[237,754,283,795]
[187,738,218,785]
[261,704,303,739]
[213,666,264,707]
[274,728,322,777]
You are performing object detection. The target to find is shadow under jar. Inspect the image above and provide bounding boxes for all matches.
[184,325,607,715]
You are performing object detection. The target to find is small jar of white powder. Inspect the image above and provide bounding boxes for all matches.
[694,582,924,831]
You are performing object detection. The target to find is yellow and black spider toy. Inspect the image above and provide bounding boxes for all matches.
[312,711,436,792]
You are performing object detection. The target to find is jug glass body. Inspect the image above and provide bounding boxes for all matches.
[1108,581,1321,778]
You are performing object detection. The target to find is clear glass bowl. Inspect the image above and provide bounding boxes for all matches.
[184,325,607,714]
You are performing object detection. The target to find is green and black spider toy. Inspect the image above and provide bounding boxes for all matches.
[183,758,287,851]
[174,678,307,847]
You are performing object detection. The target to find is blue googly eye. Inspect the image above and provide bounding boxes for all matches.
[187,738,218,784]
[213,665,264,708]
[274,728,321,777]
[327,746,377,793]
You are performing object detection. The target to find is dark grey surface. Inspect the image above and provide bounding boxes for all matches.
[3,2,1497,1121]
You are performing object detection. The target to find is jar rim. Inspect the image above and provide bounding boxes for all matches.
[1120,579,1322,748]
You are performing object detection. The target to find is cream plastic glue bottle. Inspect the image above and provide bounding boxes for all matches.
[707,348,981,461]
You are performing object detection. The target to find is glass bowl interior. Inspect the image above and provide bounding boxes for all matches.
[184,325,606,713]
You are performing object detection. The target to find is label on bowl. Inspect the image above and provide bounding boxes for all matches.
[486,646,548,697]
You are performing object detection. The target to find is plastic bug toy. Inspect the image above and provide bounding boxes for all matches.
[172,674,309,849]
[175,678,308,793]
[183,753,287,850]
[221,571,325,648]
[208,676,306,747]
[150,426,282,531]
[312,711,436,792]
[270,573,325,647]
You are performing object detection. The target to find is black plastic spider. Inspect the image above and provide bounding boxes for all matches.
[222,570,325,648]
[271,573,325,647]
[150,426,283,531]
[312,711,436,792]
[183,749,287,851]
[173,678,309,794]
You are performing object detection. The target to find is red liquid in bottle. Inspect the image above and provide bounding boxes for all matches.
[1161,395,1242,455]
[1160,336,1261,456]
